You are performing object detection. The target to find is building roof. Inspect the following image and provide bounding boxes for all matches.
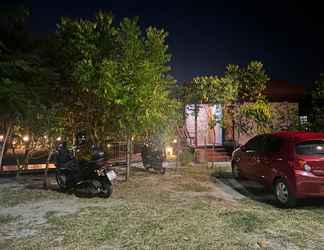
[274,131,324,142]
[264,80,305,102]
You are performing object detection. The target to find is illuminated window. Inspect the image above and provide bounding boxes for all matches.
[299,116,308,126]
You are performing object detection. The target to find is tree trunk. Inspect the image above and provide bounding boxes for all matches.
[212,127,216,167]
[194,104,198,147]
[204,135,208,167]
[126,137,132,181]
[43,147,53,189]
[175,140,180,172]
[0,123,11,171]
[232,119,236,149]
[237,125,241,148]
[13,148,21,178]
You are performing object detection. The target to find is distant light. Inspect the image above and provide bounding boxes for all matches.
[107,144,111,148]
[173,139,177,143]
[166,146,173,156]
[56,136,62,142]
[23,135,29,142]
[0,135,3,141]
[131,136,135,141]
[316,146,323,151]
[12,139,17,145]
[44,135,48,139]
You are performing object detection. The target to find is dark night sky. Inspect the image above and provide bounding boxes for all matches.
[3,0,324,86]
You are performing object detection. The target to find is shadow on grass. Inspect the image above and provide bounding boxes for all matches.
[211,168,324,208]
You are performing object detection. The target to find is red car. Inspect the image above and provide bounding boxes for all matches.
[231,131,324,207]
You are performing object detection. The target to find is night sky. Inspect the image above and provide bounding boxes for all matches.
[3,0,324,86]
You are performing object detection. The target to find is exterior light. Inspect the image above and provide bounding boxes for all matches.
[304,163,312,172]
[173,139,177,143]
[0,135,3,141]
[23,135,29,142]
[56,136,62,142]
[166,146,173,156]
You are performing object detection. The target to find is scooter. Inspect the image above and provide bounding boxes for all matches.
[55,143,117,198]
[141,144,166,174]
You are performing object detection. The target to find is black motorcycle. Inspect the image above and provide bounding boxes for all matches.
[141,143,166,174]
[55,143,116,198]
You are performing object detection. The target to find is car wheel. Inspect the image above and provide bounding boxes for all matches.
[232,163,242,179]
[274,178,296,208]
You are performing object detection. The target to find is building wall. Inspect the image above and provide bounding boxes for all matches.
[224,102,299,145]
[185,104,222,146]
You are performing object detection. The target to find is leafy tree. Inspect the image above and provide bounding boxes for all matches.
[310,73,324,131]
[0,6,60,173]
[53,12,180,179]
[0,6,34,169]
[222,61,271,146]
[186,61,271,149]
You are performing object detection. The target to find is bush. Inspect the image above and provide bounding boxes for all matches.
[179,148,195,165]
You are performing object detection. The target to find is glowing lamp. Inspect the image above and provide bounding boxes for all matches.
[23,135,29,142]
[166,146,173,156]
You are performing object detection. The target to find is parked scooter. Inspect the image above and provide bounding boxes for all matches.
[141,143,166,174]
[55,142,117,198]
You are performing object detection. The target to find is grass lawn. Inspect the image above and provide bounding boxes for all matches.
[1,164,324,250]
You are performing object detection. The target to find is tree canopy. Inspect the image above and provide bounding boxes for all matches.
[186,61,271,145]
[310,73,324,131]
[52,12,180,145]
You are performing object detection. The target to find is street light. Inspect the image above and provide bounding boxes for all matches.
[23,135,29,142]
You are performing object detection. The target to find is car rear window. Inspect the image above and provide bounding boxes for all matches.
[295,140,324,156]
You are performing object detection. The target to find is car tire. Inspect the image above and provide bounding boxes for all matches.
[232,163,242,179]
[274,178,297,208]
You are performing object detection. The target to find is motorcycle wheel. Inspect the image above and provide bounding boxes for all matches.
[96,178,113,198]
[56,172,68,191]
[159,167,166,175]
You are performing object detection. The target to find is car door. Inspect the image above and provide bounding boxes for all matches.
[257,135,283,186]
[246,135,267,180]
[239,135,264,179]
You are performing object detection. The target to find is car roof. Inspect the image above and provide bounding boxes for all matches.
[273,131,324,142]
